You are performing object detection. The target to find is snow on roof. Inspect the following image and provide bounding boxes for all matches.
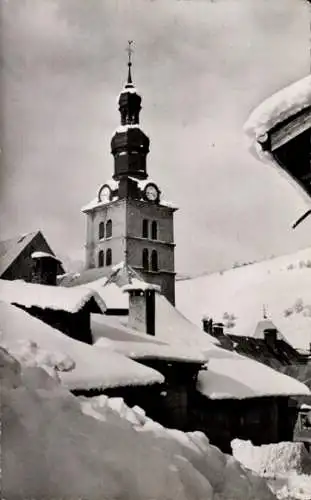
[0,231,39,276]
[113,124,143,134]
[0,301,163,391]
[0,278,107,314]
[86,280,129,310]
[156,294,310,399]
[160,200,179,210]
[154,293,218,350]
[92,314,207,364]
[31,251,62,263]
[81,196,119,213]
[117,84,141,101]
[252,319,287,342]
[244,75,311,140]
[197,350,310,399]
[122,279,161,293]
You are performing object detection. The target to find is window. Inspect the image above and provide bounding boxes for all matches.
[142,219,149,238]
[151,221,158,240]
[106,219,112,239]
[106,248,112,266]
[99,222,105,240]
[142,248,149,271]
[98,250,104,267]
[151,250,158,272]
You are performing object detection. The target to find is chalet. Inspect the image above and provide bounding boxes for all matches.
[0,230,64,282]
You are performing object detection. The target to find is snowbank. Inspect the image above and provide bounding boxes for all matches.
[231,439,311,477]
[0,277,106,313]
[1,348,276,499]
[0,302,164,391]
[231,439,311,500]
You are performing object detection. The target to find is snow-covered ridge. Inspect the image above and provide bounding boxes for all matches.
[176,246,311,351]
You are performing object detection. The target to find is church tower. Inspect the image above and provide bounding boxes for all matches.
[82,43,177,305]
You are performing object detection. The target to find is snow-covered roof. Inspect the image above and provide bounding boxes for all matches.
[92,314,207,364]
[81,196,119,213]
[0,278,107,314]
[118,83,141,100]
[0,231,39,276]
[31,251,62,263]
[113,124,144,135]
[244,75,311,141]
[122,279,161,293]
[155,293,309,399]
[197,350,310,399]
[0,301,163,391]
[86,280,129,310]
[252,319,287,342]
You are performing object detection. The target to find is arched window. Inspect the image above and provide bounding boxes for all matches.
[106,219,112,239]
[98,250,104,267]
[151,250,158,272]
[99,222,105,240]
[142,248,149,271]
[106,248,112,266]
[151,221,158,240]
[142,219,149,238]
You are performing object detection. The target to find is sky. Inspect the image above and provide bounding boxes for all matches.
[0,0,310,275]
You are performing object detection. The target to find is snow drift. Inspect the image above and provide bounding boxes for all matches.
[231,439,311,500]
[1,347,276,500]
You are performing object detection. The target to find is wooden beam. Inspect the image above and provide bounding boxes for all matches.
[270,106,311,152]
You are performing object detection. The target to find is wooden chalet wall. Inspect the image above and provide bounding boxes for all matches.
[188,393,298,453]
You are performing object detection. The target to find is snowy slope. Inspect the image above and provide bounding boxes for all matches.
[176,247,311,351]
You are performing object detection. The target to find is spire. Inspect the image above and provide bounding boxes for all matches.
[111,42,150,181]
[262,304,268,319]
[117,40,142,126]
[126,40,133,87]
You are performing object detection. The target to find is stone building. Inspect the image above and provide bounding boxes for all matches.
[81,50,177,305]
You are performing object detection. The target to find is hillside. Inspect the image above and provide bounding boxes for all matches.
[176,247,311,352]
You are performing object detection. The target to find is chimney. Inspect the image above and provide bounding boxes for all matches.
[212,322,225,339]
[202,316,213,335]
[123,281,160,336]
[31,252,62,286]
[263,328,278,349]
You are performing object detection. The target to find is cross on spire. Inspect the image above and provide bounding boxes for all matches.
[126,40,134,85]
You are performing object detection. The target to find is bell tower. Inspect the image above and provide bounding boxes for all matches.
[82,42,177,305]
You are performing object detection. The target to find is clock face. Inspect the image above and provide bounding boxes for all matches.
[145,184,159,202]
[99,185,111,202]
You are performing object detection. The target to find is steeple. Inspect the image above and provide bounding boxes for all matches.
[111,42,150,180]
